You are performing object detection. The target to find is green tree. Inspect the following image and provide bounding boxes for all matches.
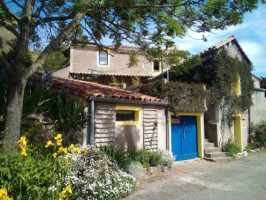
[42,50,69,72]
[0,0,261,150]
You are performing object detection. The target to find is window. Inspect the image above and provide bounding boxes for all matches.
[153,60,161,72]
[99,50,108,66]
[115,106,141,125]
[109,83,125,89]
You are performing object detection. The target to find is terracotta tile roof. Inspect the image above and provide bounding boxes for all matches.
[36,72,166,103]
[69,72,153,77]
[251,73,262,80]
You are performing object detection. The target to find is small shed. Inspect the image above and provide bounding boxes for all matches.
[37,73,169,151]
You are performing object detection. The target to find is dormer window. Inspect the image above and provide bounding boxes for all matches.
[99,50,108,66]
[153,60,161,72]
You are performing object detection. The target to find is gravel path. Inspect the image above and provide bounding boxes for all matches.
[125,151,266,200]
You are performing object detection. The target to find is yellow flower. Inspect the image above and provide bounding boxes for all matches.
[0,187,12,200]
[20,148,27,156]
[68,144,75,150]
[62,159,68,166]
[74,147,80,153]
[54,134,62,140]
[45,141,54,148]
[17,136,27,146]
[0,187,7,197]
[83,150,89,155]
[56,138,62,146]
[58,147,68,154]
[59,185,72,200]
[53,153,57,158]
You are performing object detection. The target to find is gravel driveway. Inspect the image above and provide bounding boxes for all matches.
[125,151,266,200]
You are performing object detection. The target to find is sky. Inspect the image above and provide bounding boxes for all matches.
[174,4,266,77]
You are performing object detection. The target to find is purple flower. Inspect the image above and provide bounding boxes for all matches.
[63,80,68,87]
[50,70,54,78]
[74,90,78,96]
[45,69,48,74]
[57,94,60,100]
[40,74,46,83]
[66,89,69,93]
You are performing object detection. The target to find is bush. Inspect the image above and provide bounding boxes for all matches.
[252,121,266,148]
[63,145,136,200]
[160,150,175,171]
[0,144,69,199]
[124,160,143,179]
[127,148,174,171]
[99,145,128,168]
[222,139,241,157]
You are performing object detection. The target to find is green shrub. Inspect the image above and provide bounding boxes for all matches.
[99,145,128,168]
[0,145,69,199]
[128,148,175,171]
[124,160,143,179]
[222,139,241,157]
[252,121,266,147]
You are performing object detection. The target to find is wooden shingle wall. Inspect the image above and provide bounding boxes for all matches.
[94,103,115,146]
[143,106,158,150]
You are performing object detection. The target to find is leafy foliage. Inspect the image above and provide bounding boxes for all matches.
[127,148,174,171]
[260,77,266,89]
[138,79,207,113]
[196,48,254,126]
[42,51,69,72]
[222,139,242,157]
[0,144,69,199]
[251,121,266,148]
[99,145,128,168]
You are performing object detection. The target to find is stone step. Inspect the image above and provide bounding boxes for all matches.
[204,147,221,154]
[204,152,227,158]
[204,157,233,163]
[204,142,215,148]
[204,138,211,143]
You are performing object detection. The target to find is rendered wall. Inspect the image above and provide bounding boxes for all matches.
[251,89,266,124]
[71,45,161,76]
[93,102,167,151]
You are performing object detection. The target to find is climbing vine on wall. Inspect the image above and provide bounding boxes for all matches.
[138,48,254,128]
[196,48,254,126]
[139,80,207,113]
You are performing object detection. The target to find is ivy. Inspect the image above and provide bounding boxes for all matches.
[199,48,254,126]
[138,48,254,128]
[138,80,207,114]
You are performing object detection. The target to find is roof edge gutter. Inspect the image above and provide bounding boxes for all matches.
[87,96,168,106]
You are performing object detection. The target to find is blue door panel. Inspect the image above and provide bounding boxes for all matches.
[171,116,198,161]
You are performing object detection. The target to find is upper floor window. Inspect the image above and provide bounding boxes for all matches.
[153,60,161,72]
[99,50,108,66]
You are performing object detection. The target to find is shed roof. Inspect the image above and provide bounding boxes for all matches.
[36,72,166,103]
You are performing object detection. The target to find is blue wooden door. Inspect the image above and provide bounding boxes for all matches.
[171,116,198,161]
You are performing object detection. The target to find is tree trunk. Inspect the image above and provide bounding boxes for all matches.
[3,77,27,152]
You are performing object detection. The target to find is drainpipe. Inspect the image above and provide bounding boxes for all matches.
[166,108,170,151]
[161,56,164,80]
[248,107,252,144]
[89,98,95,145]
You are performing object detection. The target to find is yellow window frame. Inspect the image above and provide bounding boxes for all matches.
[153,59,161,72]
[109,83,124,88]
[115,106,141,125]
[235,73,241,95]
